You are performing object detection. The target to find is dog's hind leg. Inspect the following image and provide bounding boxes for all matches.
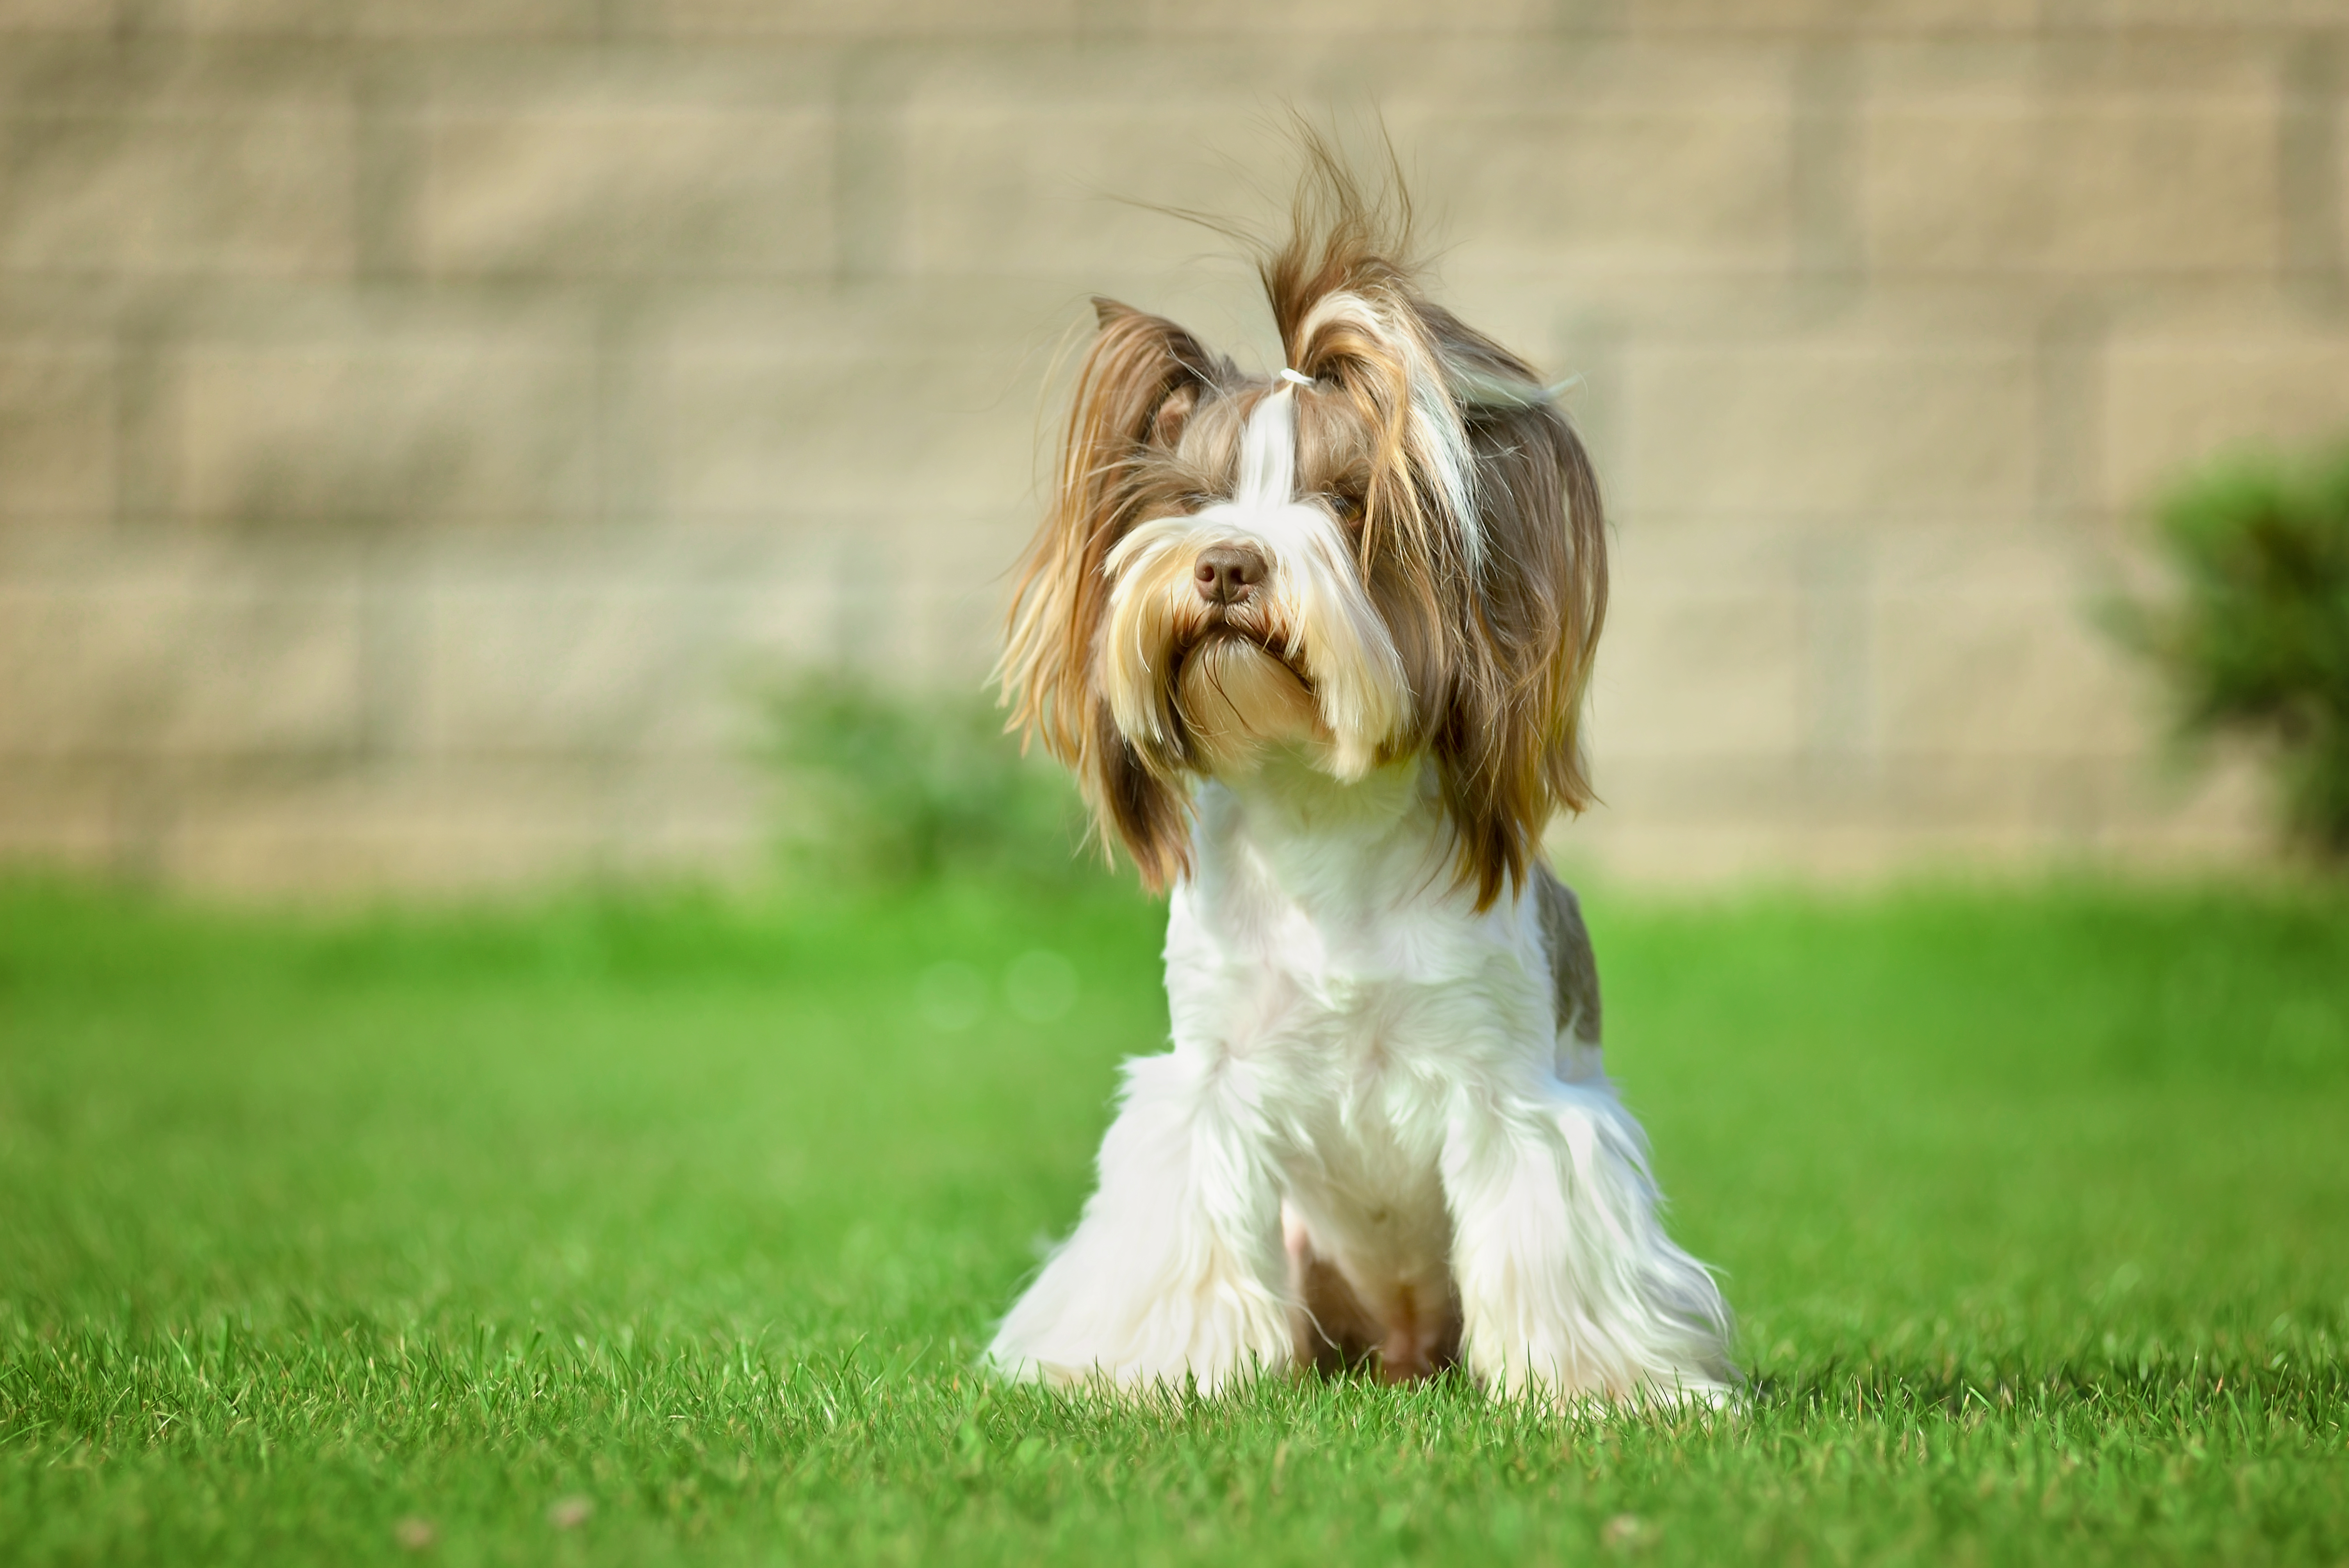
[1440,1077,1736,1408]
[986,1049,1292,1394]
[1283,1206,1404,1377]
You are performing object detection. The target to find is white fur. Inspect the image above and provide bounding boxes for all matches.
[987,750,1733,1406]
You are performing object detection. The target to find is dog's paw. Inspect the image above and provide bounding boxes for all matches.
[1477,1363,1742,1416]
[987,1272,1292,1396]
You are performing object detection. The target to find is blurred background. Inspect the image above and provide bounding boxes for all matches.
[2,1,2344,894]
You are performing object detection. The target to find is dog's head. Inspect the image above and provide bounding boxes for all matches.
[1000,170,1606,908]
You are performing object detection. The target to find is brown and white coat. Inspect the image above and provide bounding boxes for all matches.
[990,153,1732,1403]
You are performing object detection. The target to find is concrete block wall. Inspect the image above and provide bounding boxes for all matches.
[2,2,2343,892]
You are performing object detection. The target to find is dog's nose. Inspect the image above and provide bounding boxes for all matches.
[1193,545,1266,606]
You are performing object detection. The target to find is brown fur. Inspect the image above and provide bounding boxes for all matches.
[1000,301,1236,888]
[1533,866,1603,1049]
[998,144,1608,907]
[1288,1233,1463,1383]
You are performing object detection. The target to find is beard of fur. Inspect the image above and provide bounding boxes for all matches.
[1101,507,1408,785]
[1176,637,1318,771]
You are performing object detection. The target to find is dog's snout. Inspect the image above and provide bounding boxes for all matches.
[1193,545,1266,606]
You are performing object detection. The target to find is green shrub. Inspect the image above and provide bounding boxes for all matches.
[2117,442,2349,859]
[760,671,1096,890]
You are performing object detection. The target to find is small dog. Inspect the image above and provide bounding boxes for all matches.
[989,159,1734,1405]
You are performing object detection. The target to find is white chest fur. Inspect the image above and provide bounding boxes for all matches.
[1175,751,1554,1036]
[987,749,1734,1403]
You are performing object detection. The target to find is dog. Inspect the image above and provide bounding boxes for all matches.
[988,157,1734,1405]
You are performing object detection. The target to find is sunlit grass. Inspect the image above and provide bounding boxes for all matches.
[2,876,2345,1564]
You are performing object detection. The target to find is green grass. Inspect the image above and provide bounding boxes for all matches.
[2,875,2346,1565]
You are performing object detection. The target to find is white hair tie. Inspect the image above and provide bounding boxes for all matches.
[1277,367,1315,388]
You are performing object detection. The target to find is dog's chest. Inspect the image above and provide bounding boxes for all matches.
[1165,768,1556,1094]
[1168,870,1544,1092]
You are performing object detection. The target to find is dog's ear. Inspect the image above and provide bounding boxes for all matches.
[999,298,1216,891]
[1079,296,1217,460]
[1258,150,1606,907]
[1425,309,1609,909]
[1089,700,1193,893]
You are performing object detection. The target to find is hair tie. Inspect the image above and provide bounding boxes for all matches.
[1277,367,1315,388]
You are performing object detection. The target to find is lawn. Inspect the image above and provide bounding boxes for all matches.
[1,874,2345,1565]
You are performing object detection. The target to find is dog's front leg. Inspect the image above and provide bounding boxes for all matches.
[987,1048,1291,1393]
[1442,1078,1735,1408]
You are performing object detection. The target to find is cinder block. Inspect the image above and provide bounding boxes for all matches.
[415,575,745,757]
[1619,331,2036,521]
[0,342,114,524]
[1587,540,1807,759]
[653,285,1050,525]
[1141,0,1555,32]
[2100,325,2349,515]
[1567,818,1914,887]
[897,75,1274,279]
[0,561,363,757]
[1862,45,2281,276]
[164,755,766,895]
[397,517,1021,761]
[658,341,1031,522]
[897,43,1793,284]
[0,764,116,871]
[418,98,834,277]
[1382,48,1795,281]
[1587,591,1806,761]
[1867,535,2148,759]
[1567,745,2269,886]
[180,0,601,35]
[770,512,1032,679]
[166,764,596,895]
[177,323,599,526]
[1566,757,1858,893]
[896,555,1025,678]
[0,1,118,29]
[0,102,355,275]
[2087,747,2267,861]
[1623,0,2035,29]
[624,0,1078,37]
[2041,0,2349,23]
[1574,752,1813,825]
[1876,758,2060,839]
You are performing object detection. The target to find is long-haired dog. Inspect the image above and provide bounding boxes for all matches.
[990,156,1734,1405]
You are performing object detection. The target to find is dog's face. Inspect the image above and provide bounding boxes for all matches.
[1002,200,1607,908]
[1101,373,1407,788]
